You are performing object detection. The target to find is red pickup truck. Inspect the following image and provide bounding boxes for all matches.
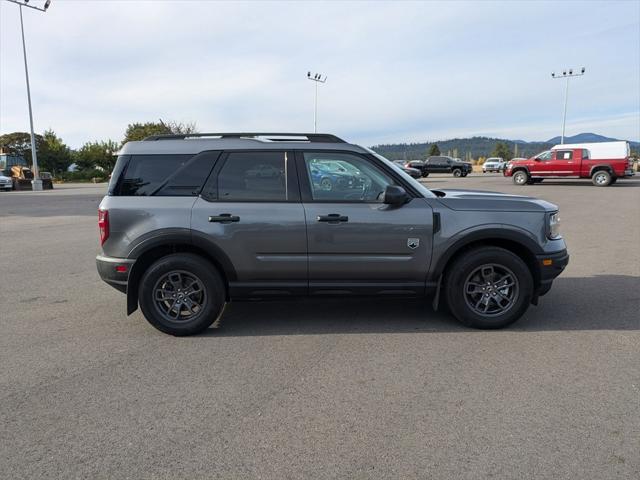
[504,141,634,186]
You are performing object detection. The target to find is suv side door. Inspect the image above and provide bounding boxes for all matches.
[297,150,434,295]
[191,150,307,297]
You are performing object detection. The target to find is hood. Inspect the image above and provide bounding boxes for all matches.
[0,174,11,181]
[433,189,557,212]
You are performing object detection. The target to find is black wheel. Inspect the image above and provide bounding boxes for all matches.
[592,170,611,186]
[461,172,468,177]
[138,253,226,336]
[444,247,533,329]
[452,168,462,177]
[422,172,430,178]
[512,170,529,185]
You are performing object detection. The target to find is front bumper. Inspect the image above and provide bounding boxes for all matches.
[536,249,569,296]
[96,255,135,293]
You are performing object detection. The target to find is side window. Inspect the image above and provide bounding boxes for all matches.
[217,151,287,201]
[556,150,573,160]
[303,152,396,202]
[582,149,590,159]
[118,154,195,196]
[537,151,552,161]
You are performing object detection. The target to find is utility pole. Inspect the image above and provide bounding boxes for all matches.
[551,67,586,144]
[5,0,52,190]
[307,72,327,133]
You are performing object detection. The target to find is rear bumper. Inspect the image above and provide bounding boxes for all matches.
[623,169,635,178]
[96,255,135,293]
[536,249,569,296]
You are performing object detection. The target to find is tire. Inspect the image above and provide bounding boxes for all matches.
[444,247,533,329]
[320,177,333,191]
[512,170,529,185]
[138,253,226,336]
[422,172,430,178]
[592,170,612,186]
[452,168,462,177]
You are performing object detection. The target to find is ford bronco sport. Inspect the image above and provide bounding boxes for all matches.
[97,133,568,336]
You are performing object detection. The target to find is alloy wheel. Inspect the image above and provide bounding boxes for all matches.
[463,264,519,317]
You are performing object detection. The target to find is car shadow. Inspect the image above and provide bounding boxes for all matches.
[203,275,639,337]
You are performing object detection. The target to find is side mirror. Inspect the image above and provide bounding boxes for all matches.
[534,157,541,161]
[383,185,409,205]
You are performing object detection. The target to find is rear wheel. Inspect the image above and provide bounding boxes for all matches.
[452,168,462,177]
[592,170,612,186]
[512,170,529,185]
[444,247,533,329]
[138,253,226,336]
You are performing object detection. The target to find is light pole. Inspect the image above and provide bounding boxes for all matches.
[551,67,585,144]
[5,0,52,191]
[307,71,326,133]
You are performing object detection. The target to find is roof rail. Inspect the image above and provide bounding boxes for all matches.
[143,132,346,143]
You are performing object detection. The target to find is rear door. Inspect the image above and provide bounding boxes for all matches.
[552,149,578,176]
[297,150,433,295]
[191,150,307,297]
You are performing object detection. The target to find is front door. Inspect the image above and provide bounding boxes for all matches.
[297,150,433,295]
[191,150,307,296]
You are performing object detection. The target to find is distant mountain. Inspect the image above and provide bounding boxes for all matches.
[546,132,623,144]
[371,132,639,161]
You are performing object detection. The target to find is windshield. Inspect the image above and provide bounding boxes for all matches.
[362,147,435,198]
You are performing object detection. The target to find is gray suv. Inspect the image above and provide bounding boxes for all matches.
[97,133,568,336]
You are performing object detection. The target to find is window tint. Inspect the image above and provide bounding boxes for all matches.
[556,150,573,160]
[118,154,195,196]
[303,152,395,202]
[217,151,287,201]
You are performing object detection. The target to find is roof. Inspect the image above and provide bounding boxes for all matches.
[119,133,368,156]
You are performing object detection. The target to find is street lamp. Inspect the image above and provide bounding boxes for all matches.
[307,71,326,133]
[4,0,52,191]
[551,67,586,144]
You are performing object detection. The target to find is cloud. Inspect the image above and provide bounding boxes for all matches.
[1,0,638,148]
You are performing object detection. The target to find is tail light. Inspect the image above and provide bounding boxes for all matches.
[98,209,109,245]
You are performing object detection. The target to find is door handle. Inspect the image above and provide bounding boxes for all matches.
[209,213,240,223]
[317,213,349,223]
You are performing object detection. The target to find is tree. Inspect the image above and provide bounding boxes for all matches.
[38,130,73,174]
[122,120,198,143]
[74,140,120,171]
[491,141,513,161]
[0,131,45,166]
[428,143,441,156]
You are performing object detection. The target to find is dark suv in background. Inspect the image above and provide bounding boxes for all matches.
[97,133,568,336]
[405,156,472,177]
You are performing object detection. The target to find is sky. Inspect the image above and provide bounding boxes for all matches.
[0,0,639,149]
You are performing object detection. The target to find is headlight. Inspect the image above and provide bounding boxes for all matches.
[549,212,561,239]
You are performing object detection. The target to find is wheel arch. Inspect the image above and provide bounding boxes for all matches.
[125,231,236,315]
[431,229,543,290]
[589,164,614,177]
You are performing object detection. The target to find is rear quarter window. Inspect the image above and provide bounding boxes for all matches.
[114,152,219,196]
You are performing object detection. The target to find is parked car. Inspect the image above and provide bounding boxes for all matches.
[418,156,472,177]
[482,157,506,173]
[393,160,422,178]
[504,141,633,186]
[97,132,568,336]
[0,173,12,191]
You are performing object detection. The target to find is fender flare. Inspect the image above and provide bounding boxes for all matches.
[429,226,543,282]
[588,164,614,177]
[125,228,237,314]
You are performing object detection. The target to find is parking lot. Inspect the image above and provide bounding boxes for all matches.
[1,175,638,479]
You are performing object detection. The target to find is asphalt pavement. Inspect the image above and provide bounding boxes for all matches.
[1,176,638,479]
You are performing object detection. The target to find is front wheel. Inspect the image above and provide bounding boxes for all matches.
[444,247,533,329]
[452,169,462,177]
[512,170,529,185]
[138,253,226,336]
[592,170,612,186]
